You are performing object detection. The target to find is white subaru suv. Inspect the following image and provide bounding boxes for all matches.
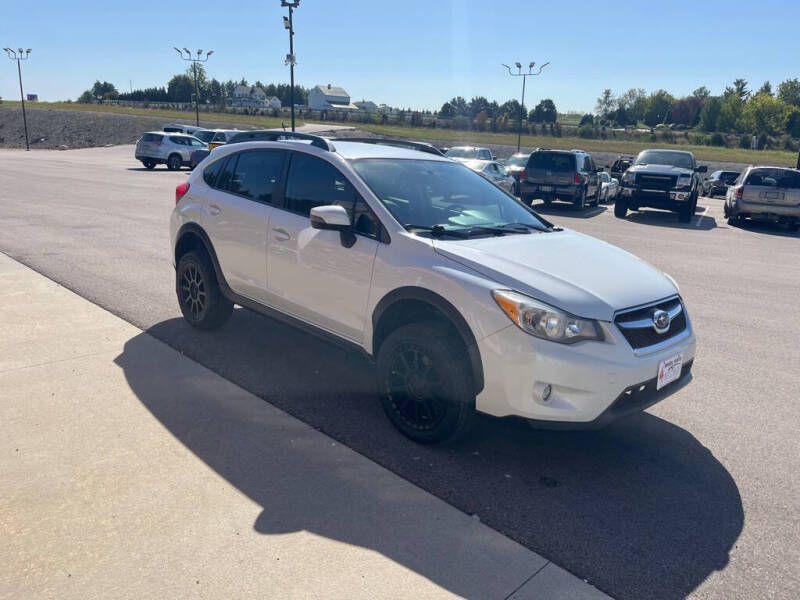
[170,133,696,444]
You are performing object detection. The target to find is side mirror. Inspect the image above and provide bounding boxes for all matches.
[695,165,708,173]
[310,205,356,248]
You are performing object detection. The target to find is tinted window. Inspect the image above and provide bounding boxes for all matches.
[217,155,237,191]
[720,171,740,184]
[746,168,800,188]
[142,133,163,142]
[170,136,187,145]
[202,159,225,187]
[445,147,477,159]
[528,152,575,172]
[193,130,216,143]
[477,149,492,160]
[505,154,529,167]
[228,150,286,203]
[634,150,694,169]
[285,153,357,216]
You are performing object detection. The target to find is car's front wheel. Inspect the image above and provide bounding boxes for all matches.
[176,251,233,329]
[376,322,477,445]
[614,196,628,218]
[167,153,182,171]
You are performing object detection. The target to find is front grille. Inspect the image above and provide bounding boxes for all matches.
[637,174,677,190]
[615,297,687,350]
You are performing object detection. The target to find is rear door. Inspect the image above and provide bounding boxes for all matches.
[266,152,380,341]
[138,133,163,156]
[526,152,575,188]
[743,168,797,207]
[203,149,288,301]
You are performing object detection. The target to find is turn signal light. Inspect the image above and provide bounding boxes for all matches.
[521,168,526,180]
[735,186,743,200]
[574,172,581,184]
[175,181,190,204]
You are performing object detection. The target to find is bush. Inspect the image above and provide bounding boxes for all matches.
[649,133,658,142]
[757,133,768,150]
[578,125,594,139]
[781,134,796,151]
[738,135,751,149]
[710,132,725,146]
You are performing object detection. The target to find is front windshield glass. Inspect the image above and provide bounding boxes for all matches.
[634,150,694,169]
[445,147,477,159]
[505,154,528,167]
[193,130,216,143]
[351,159,546,234]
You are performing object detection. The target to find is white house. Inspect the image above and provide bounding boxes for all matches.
[267,96,282,110]
[308,84,359,112]
[355,99,378,112]
[229,85,269,108]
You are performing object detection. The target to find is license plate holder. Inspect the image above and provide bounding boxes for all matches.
[657,353,683,391]
[539,185,553,193]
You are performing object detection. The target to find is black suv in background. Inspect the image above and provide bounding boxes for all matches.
[701,170,741,197]
[503,152,533,195]
[608,155,634,181]
[616,149,707,222]
[519,149,602,209]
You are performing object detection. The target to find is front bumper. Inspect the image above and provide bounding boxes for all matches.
[475,319,696,426]
[621,185,692,206]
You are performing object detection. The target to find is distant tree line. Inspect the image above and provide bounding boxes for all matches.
[76,65,309,108]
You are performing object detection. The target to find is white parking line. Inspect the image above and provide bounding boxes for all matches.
[694,205,709,227]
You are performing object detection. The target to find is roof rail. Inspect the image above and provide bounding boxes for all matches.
[331,137,445,156]
[227,130,335,151]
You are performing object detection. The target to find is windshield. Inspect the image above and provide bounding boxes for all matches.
[193,130,216,143]
[505,154,528,167]
[351,159,546,234]
[445,147,477,159]
[634,150,694,169]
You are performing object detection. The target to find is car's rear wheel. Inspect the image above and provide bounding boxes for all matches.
[574,187,587,210]
[614,197,628,218]
[176,251,233,329]
[143,159,156,170]
[376,322,476,445]
[167,153,182,171]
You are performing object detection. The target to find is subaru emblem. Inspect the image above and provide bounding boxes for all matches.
[652,309,671,334]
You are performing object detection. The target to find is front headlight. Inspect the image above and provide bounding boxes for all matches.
[621,171,634,184]
[677,174,692,189]
[492,290,604,344]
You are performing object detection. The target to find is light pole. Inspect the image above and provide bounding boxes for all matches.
[502,61,549,152]
[174,48,213,127]
[281,0,300,132]
[3,47,31,151]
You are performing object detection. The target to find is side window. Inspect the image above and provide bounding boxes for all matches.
[229,150,286,204]
[583,156,592,172]
[202,159,225,187]
[190,138,205,148]
[285,153,358,217]
[216,155,238,191]
[478,149,490,160]
[170,137,187,146]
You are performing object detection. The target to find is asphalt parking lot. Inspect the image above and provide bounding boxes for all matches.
[1,145,798,600]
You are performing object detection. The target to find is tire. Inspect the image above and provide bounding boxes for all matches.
[727,215,742,227]
[614,197,628,218]
[167,153,182,171]
[143,159,156,170]
[678,202,693,223]
[376,321,477,445]
[521,194,533,206]
[176,250,233,330]
[574,187,587,210]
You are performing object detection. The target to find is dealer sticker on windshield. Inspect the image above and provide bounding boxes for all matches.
[657,353,683,391]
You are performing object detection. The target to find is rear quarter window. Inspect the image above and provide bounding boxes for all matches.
[528,153,575,172]
[202,159,225,187]
[142,133,162,142]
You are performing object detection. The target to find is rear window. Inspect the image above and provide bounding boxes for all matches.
[745,168,800,188]
[142,133,163,142]
[527,152,575,172]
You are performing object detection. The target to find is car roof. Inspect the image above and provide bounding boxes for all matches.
[447,145,489,151]
[205,139,453,162]
[639,148,693,155]
[144,131,193,137]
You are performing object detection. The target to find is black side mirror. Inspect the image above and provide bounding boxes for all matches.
[695,165,708,173]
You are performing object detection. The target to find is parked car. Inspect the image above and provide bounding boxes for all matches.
[135,132,207,170]
[607,155,635,182]
[191,129,218,144]
[189,149,211,170]
[724,166,800,230]
[701,170,740,197]
[519,149,602,209]
[163,123,200,135]
[598,172,619,203]
[445,146,495,162]
[170,134,695,443]
[207,130,242,150]
[463,159,515,193]
[503,152,533,195]
[616,149,706,222]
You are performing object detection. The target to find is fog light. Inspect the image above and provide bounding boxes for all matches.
[534,382,552,403]
[542,384,552,402]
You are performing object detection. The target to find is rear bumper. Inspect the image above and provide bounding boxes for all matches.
[520,182,579,200]
[730,198,800,219]
[135,154,166,164]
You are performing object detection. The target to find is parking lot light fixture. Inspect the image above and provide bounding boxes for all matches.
[281,0,300,132]
[175,47,213,127]
[4,46,31,151]
[502,60,549,152]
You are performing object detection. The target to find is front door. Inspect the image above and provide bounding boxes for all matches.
[266,152,380,342]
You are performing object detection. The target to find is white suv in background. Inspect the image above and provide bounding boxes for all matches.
[170,134,696,444]
[135,132,207,170]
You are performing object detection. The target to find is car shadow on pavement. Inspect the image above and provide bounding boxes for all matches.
[625,209,717,231]
[120,310,743,600]
[728,219,800,238]
[125,167,190,173]
[531,203,607,219]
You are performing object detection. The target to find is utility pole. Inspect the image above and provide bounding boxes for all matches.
[282,0,300,132]
[3,47,31,151]
[174,48,213,127]
[502,61,549,152]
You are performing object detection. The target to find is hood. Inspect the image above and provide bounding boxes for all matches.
[628,163,694,176]
[433,229,677,321]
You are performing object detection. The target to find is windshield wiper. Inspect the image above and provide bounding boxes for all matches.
[404,224,470,238]
[494,222,549,233]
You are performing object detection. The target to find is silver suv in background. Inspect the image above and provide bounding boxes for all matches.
[135,132,207,170]
[445,146,495,162]
[724,166,800,230]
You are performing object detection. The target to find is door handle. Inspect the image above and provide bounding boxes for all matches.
[272,227,291,241]
[208,203,221,216]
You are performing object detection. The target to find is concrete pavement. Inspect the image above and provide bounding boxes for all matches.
[0,253,609,600]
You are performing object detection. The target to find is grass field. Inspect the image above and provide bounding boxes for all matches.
[357,123,799,166]
[0,100,301,129]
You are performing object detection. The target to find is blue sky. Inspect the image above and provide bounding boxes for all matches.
[1,0,798,113]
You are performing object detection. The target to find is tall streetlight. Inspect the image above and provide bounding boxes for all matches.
[3,47,31,151]
[174,48,213,127]
[502,61,549,152]
[281,0,300,132]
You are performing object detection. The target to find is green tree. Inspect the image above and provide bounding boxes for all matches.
[724,78,750,101]
[692,86,711,100]
[670,95,704,126]
[90,80,118,100]
[643,90,676,126]
[530,98,557,123]
[777,78,800,107]
[439,102,454,118]
[716,95,744,132]
[468,96,491,118]
[756,81,773,97]
[785,108,800,137]
[617,88,648,122]
[699,97,723,131]
[595,88,614,118]
[741,94,787,135]
[77,90,94,103]
[448,96,469,117]
[167,74,195,102]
